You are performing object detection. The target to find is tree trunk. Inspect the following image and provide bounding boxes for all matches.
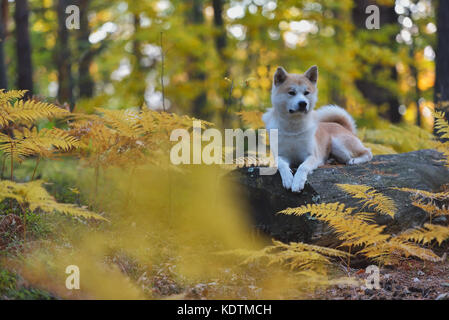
[212,0,230,125]
[131,13,146,108]
[212,0,226,56]
[435,0,449,120]
[0,0,8,90]
[187,0,209,119]
[352,0,401,123]
[14,0,33,98]
[77,0,94,99]
[56,0,74,108]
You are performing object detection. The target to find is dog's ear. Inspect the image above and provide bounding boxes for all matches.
[304,65,318,84]
[274,67,288,86]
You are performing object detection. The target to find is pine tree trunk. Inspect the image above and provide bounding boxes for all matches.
[212,0,230,125]
[77,0,94,99]
[14,0,33,98]
[0,0,8,90]
[435,0,449,118]
[352,0,401,123]
[187,0,209,119]
[56,0,74,108]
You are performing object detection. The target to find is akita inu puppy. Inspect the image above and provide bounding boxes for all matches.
[263,66,372,193]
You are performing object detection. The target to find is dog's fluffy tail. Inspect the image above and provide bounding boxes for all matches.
[315,105,357,134]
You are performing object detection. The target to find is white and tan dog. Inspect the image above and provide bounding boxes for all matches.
[263,66,372,192]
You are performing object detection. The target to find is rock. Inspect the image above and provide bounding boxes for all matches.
[228,149,449,244]
[436,293,449,300]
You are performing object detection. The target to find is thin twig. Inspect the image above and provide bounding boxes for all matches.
[223,79,234,126]
[1,156,5,179]
[10,144,13,181]
[31,157,40,181]
[160,32,166,112]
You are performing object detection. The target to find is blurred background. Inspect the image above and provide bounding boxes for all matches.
[1,0,447,131]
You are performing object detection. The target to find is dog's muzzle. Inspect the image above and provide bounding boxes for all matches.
[289,101,308,114]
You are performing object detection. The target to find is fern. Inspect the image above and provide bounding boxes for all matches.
[280,202,375,223]
[235,110,265,129]
[393,187,449,200]
[411,199,449,219]
[396,224,449,246]
[434,111,449,140]
[224,240,349,275]
[337,184,397,218]
[279,200,445,264]
[0,180,107,221]
[0,97,68,128]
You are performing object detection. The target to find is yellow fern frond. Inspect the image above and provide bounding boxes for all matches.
[335,218,389,248]
[337,184,397,218]
[280,202,354,220]
[6,99,68,125]
[95,108,141,138]
[393,187,449,200]
[222,239,348,275]
[16,127,79,154]
[360,239,441,263]
[235,110,265,129]
[0,180,107,221]
[411,199,449,218]
[0,89,27,105]
[433,111,449,139]
[395,224,449,246]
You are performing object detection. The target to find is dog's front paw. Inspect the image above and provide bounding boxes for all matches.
[281,172,294,190]
[291,177,306,193]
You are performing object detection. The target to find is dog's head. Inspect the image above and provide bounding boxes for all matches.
[271,66,318,117]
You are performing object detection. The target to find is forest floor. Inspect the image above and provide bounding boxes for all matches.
[1,197,448,300]
[311,258,449,300]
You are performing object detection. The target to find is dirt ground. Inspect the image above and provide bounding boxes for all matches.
[314,258,449,300]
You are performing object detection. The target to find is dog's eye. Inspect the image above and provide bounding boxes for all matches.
[288,90,296,96]
[304,90,310,96]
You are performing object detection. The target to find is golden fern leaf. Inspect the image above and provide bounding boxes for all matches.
[95,108,141,138]
[337,184,397,218]
[395,224,449,246]
[433,111,449,140]
[334,218,389,248]
[386,238,441,262]
[6,99,69,125]
[223,240,343,274]
[360,240,441,263]
[0,89,28,107]
[281,202,388,248]
[411,199,449,218]
[0,132,34,161]
[15,127,79,156]
[280,202,354,220]
[270,240,351,258]
[0,180,107,221]
[235,110,265,129]
[281,202,375,223]
[393,187,449,200]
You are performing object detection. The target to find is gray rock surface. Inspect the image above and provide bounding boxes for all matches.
[228,149,449,244]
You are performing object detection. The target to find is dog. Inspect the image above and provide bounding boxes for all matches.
[263,66,372,193]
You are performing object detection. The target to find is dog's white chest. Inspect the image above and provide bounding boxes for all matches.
[278,132,314,163]
[263,108,316,164]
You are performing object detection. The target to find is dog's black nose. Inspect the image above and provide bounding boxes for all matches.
[298,101,307,111]
[289,109,295,113]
